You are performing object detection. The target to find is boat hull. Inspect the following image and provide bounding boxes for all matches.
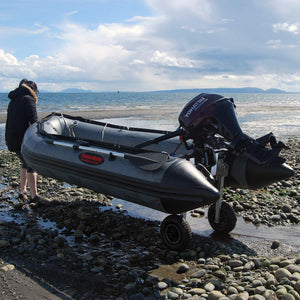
[22,121,220,214]
[37,113,294,190]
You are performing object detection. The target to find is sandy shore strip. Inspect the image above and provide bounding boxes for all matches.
[0,108,180,124]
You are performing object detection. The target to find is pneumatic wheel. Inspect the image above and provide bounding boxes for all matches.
[160,214,192,250]
[208,202,237,234]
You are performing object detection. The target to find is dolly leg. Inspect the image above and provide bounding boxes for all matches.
[214,152,228,223]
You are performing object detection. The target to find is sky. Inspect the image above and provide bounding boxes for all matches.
[0,0,300,92]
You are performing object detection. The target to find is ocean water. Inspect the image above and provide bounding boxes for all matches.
[1,91,299,243]
[0,92,299,149]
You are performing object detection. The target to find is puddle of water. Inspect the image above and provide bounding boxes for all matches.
[1,184,299,247]
[107,198,300,246]
[0,209,26,223]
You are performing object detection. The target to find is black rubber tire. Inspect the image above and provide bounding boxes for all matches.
[160,215,192,251]
[208,202,237,234]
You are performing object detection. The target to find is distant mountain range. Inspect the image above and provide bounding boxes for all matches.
[153,87,290,94]
[59,88,94,93]
[39,87,298,94]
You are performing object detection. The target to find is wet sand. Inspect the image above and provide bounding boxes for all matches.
[0,108,177,124]
[1,101,300,123]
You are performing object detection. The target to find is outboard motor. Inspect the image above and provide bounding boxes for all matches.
[179,93,294,189]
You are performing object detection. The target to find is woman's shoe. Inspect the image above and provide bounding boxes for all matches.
[18,193,28,201]
[30,195,45,203]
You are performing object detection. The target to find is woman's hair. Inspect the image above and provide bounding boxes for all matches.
[19,78,39,93]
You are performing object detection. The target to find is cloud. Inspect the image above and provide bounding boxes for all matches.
[1,0,300,92]
[150,51,197,68]
[0,23,49,36]
[273,22,299,34]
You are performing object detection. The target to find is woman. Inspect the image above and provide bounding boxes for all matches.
[5,79,43,202]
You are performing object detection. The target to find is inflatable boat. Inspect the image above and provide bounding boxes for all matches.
[21,93,295,250]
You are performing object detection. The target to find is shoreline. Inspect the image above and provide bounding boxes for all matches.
[0,108,179,124]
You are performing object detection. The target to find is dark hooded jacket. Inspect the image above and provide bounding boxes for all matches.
[5,84,38,152]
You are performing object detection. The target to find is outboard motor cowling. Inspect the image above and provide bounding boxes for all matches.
[179,93,294,189]
[179,93,242,141]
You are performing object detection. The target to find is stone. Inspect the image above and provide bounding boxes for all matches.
[167,291,179,299]
[228,259,243,268]
[254,257,271,268]
[191,269,207,278]
[295,280,300,293]
[282,204,292,213]
[207,290,225,300]
[252,295,265,300]
[74,228,84,239]
[275,268,292,280]
[280,259,296,267]
[271,240,280,249]
[254,286,266,295]
[156,281,168,290]
[263,289,277,300]
[189,288,206,295]
[129,293,145,300]
[0,240,9,248]
[234,292,249,300]
[177,263,189,273]
[287,264,300,274]
[227,286,238,295]
[282,294,296,300]
[171,287,183,295]
[0,264,15,272]
[252,279,264,287]
[289,290,300,300]
[204,282,215,292]
[276,287,288,298]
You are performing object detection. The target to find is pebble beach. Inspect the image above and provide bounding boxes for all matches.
[0,132,299,299]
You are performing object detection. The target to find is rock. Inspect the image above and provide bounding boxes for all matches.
[189,288,206,295]
[207,290,226,300]
[295,280,300,293]
[271,240,280,249]
[177,263,189,274]
[263,289,277,300]
[252,279,264,287]
[289,290,300,300]
[156,281,168,290]
[0,264,15,272]
[74,228,84,239]
[171,287,183,296]
[228,259,243,268]
[0,240,9,248]
[234,292,249,300]
[254,286,266,295]
[251,295,265,300]
[167,291,180,299]
[276,287,288,298]
[254,257,271,268]
[286,264,300,273]
[282,204,292,213]
[129,293,145,300]
[280,259,296,267]
[193,208,205,215]
[271,215,282,222]
[282,294,296,300]
[275,268,292,280]
[204,282,215,292]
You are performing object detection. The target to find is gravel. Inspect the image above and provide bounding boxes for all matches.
[0,137,299,299]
